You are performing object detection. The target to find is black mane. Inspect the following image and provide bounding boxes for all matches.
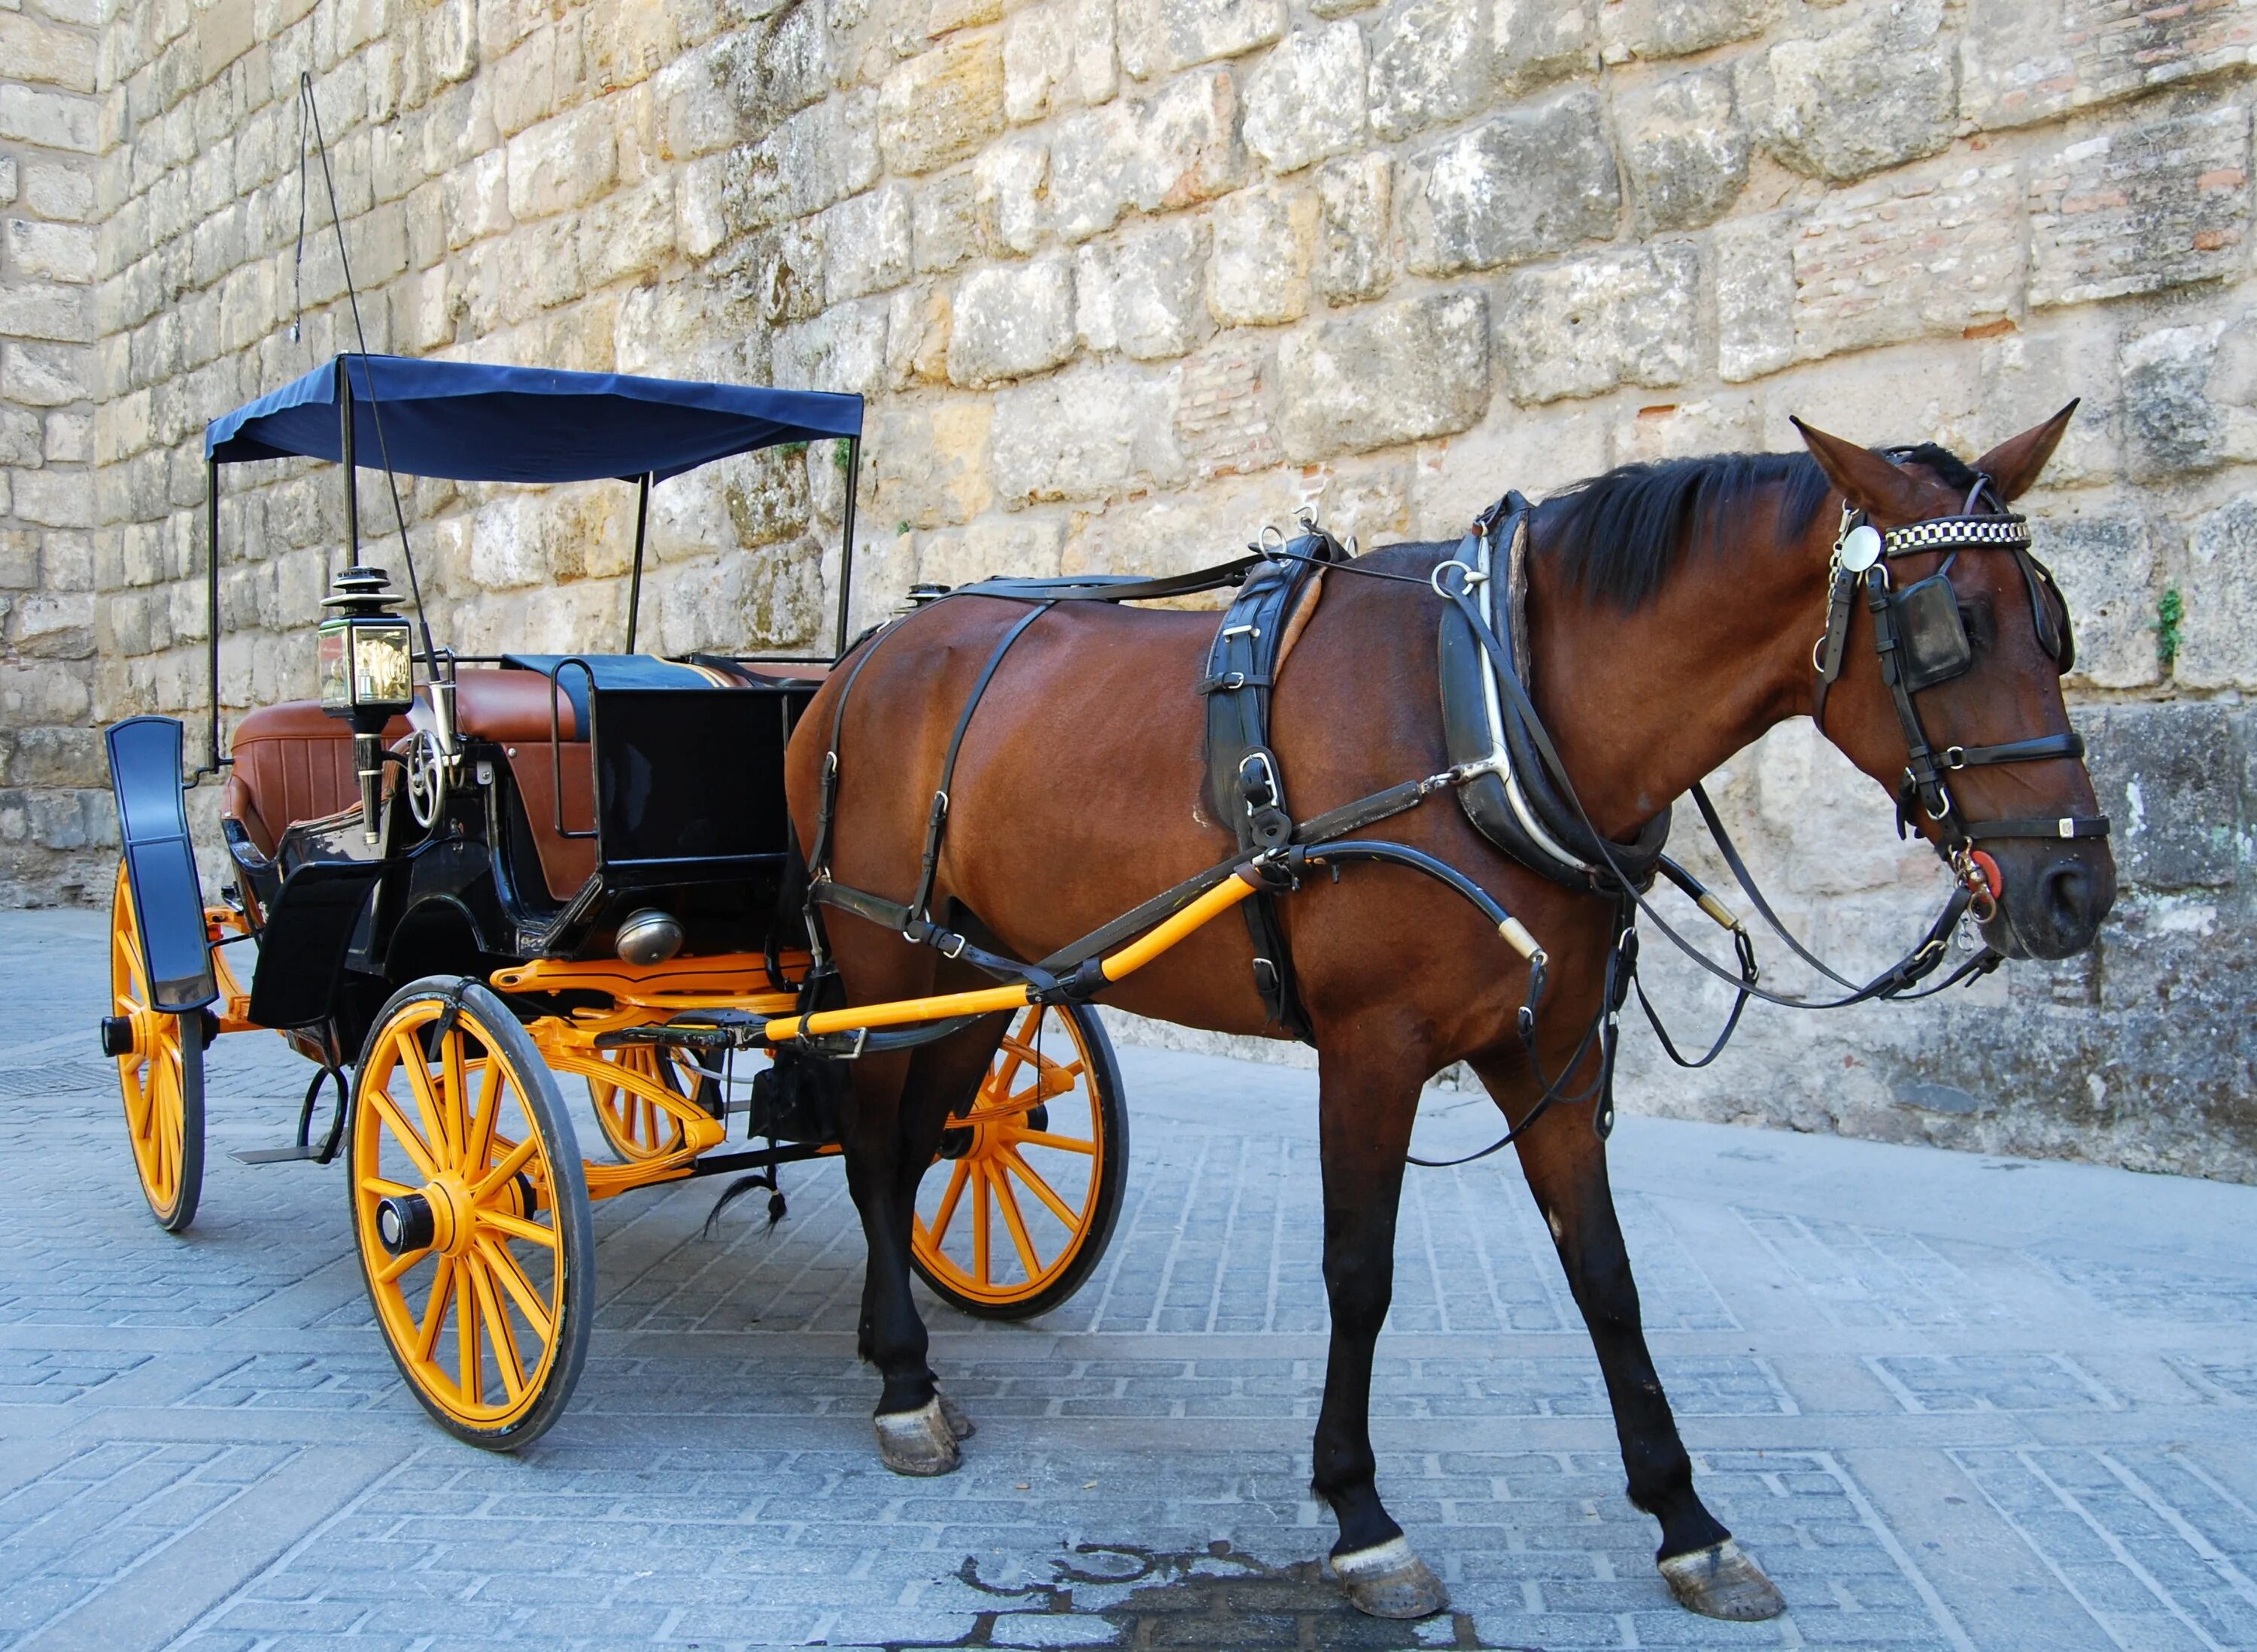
[1533,451,1834,611]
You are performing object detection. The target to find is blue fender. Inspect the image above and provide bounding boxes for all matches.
[105,716,217,1012]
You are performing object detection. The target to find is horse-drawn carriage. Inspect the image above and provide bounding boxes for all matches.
[102,356,1132,1447]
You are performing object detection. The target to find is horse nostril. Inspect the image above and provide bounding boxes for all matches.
[2040,860,2091,933]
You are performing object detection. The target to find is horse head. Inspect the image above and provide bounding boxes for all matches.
[1791,406,2116,961]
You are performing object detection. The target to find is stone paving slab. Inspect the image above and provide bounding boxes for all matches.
[2,909,2255,1649]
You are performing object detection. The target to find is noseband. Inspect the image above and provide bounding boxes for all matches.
[1809,469,2108,917]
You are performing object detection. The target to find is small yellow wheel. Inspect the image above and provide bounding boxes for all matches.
[910,1002,1126,1320]
[349,979,594,1450]
[585,1045,696,1162]
[109,862,203,1232]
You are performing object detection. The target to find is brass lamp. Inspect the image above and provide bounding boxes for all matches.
[317,565,415,843]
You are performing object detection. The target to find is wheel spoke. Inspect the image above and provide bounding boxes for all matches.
[465,1057,503,1172]
[926,1155,971,1243]
[366,1088,442,1183]
[393,1031,451,1169]
[375,1244,431,1284]
[466,1254,524,1403]
[360,1175,417,1200]
[412,1256,455,1362]
[989,1160,1043,1283]
[472,1134,541,1203]
[478,1236,555,1344]
[439,1028,469,1165]
[1013,1128,1095,1155]
[971,1162,991,1285]
[456,1258,482,1408]
[478,1207,557,1249]
[1000,1144,1080,1230]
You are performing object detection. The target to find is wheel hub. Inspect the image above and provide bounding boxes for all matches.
[375,1192,436,1256]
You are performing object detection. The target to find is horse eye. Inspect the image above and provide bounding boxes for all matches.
[1958,599,1994,649]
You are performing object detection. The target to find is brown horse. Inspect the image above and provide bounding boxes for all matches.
[780,410,2113,1620]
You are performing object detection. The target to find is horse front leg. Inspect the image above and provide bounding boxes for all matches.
[1478,1057,1787,1621]
[1310,1037,1450,1620]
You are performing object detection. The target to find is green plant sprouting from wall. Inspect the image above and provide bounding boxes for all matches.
[2154,587,2183,674]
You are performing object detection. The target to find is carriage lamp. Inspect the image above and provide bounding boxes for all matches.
[317,566,415,843]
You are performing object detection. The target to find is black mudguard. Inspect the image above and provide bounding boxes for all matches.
[105,716,217,1013]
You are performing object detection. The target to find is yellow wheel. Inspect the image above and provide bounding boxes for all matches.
[910,1002,1126,1320]
[585,1045,696,1162]
[108,862,203,1232]
[349,979,594,1450]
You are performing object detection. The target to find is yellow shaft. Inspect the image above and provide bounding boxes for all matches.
[763,872,1260,1043]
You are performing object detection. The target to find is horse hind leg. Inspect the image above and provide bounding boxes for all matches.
[1485,1061,1786,1621]
[1309,1037,1450,1620]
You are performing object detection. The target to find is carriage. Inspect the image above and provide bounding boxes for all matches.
[101,355,1138,1447]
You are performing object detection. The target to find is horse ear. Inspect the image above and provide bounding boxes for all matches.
[1974,399,2079,500]
[1789,416,1932,521]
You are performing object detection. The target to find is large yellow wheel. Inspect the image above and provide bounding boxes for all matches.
[910,1002,1126,1320]
[349,979,594,1450]
[108,862,204,1232]
[584,1045,698,1162]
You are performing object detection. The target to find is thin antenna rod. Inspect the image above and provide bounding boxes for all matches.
[625,472,652,652]
[834,436,860,657]
[299,73,438,670]
[339,356,360,568]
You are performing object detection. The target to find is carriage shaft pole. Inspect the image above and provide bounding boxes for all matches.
[761,873,1259,1043]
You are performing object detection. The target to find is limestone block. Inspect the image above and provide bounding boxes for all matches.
[1242,23,1364,174]
[1791,162,2022,360]
[1277,289,1488,460]
[1060,472,1277,580]
[0,13,96,95]
[0,157,15,207]
[1597,0,1760,62]
[1975,313,2122,486]
[728,90,878,233]
[1207,184,1313,326]
[991,362,1185,501]
[1116,0,1283,80]
[0,533,31,592]
[949,255,1077,384]
[1498,242,1698,404]
[776,298,892,396]
[721,445,815,548]
[824,183,913,302]
[919,514,1069,585]
[888,284,955,385]
[1367,0,1488,143]
[506,102,618,219]
[1746,0,1955,182]
[1496,0,1596,91]
[652,41,740,160]
[6,218,95,284]
[1399,90,1618,275]
[879,35,1006,176]
[1620,66,1745,232]
[1004,0,1118,123]
[3,341,88,407]
[869,398,995,528]
[582,178,679,286]
[2079,702,2240,888]
[2028,105,2252,308]
[931,0,1007,38]
[2181,493,2257,691]
[1964,0,2257,132]
[7,593,93,660]
[914,170,982,271]
[445,149,510,251]
[1610,394,1760,464]
[2121,321,2225,480]
[2021,506,2157,691]
[0,662,92,725]
[1715,210,1794,376]
[976,138,1049,254]
[8,727,103,789]
[491,25,559,138]
[23,162,93,223]
[1077,216,1211,359]
[1175,342,1282,475]
[734,0,831,130]
[427,0,480,86]
[680,153,728,258]
[1314,153,1390,304]
[2211,316,2257,466]
[10,467,77,533]
[1047,68,1244,241]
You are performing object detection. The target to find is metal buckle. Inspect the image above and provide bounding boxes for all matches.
[1944,746,1966,769]
[1430,559,1482,599]
[1239,750,1281,812]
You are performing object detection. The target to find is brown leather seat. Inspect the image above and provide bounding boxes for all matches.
[221,701,412,858]
[451,667,582,742]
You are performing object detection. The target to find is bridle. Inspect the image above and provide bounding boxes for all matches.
[1809,463,2107,922]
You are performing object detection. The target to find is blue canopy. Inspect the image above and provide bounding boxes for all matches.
[204,354,863,484]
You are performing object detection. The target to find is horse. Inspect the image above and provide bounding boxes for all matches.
[779,408,2114,1621]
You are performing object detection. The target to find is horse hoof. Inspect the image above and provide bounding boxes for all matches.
[1660,1538,1786,1621]
[1326,1536,1450,1619]
[937,1390,977,1441]
[873,1398,961,1477]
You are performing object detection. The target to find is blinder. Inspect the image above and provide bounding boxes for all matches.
[1890,563,1973,692]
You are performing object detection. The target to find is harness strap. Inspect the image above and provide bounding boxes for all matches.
[904,601,1054,934]
[1964,815,2113,842]
[1945,732,2084,768]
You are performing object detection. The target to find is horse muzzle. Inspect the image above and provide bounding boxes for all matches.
[1979,840,2117,961]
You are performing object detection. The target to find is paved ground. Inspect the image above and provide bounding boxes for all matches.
[3,908,2256,1650]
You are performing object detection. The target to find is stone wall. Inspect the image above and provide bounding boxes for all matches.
[0,0,101,905]
[66,0,2257,1174]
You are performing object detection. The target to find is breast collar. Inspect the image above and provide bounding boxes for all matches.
[1809,469,2107,914]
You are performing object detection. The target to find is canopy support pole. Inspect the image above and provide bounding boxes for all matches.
[624,471,652,654]
[338,356,360,570]
[195,457,225,783]
[834,436,860,658]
